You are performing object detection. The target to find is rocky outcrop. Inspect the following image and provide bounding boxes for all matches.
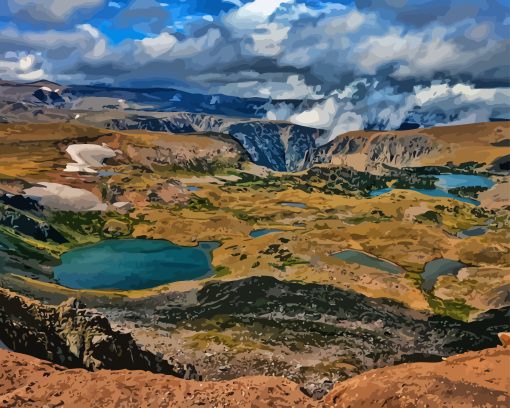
[313,132,441,172]
[228,121,320,171]
[113,276,509,382]
[105,113,323,171]
[122,131,246,173]
[0,201,67,244]
[0,289,199,379]
[32,87,65,106]
[0,347,508,407]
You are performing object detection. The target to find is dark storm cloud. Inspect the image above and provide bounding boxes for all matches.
[1,0,509,138]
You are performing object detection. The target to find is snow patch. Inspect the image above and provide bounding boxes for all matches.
[64,143,116,173]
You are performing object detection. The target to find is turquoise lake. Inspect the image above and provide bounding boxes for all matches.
[370,174,494,205]
[435,174,494,189]
[54,239,216,290]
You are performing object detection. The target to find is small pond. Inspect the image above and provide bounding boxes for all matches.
[421,258,466,291]
[97,170,120,177]
[457,226,488,238]
[250,228,284,238]
[280,201,307,208]
[54,239,217,290]
[186,186,202,191]
[370,174,494,205]
[331,249,404,275]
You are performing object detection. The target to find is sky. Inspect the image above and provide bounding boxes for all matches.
[1,0,509,135]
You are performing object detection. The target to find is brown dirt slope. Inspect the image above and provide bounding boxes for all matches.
[1,347,509,408]
[0,349,316,408]
[325,346,510,408]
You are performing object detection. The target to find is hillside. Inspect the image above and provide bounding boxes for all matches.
[0,103,509,393]
[324,346,510,407]
[1,347,508,407]
[316,122,510,173]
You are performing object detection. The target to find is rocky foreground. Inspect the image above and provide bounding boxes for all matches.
[0,288,199,379]
[0,287,509,407]
[0,347,508,407]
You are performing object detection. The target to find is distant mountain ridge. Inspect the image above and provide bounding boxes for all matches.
[0,79,280,118]
[0,80,508,173]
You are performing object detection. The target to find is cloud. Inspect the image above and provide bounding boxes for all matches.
[215,74,323,100]
[136,32,177,58]
[0,0,507,135]
[0,51,47,82]
[4,0,105,26]
[266,80,510,143]
[111,0,171,34]
[355,0,509,27]
[2,0,508,92]
[224,0,294,31]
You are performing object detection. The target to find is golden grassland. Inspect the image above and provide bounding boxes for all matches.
[0,121,509,319]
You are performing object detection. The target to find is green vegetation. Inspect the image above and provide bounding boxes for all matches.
[427,296,477,322]
[186,196,218,212]
[213,265,231,278]
[402,161,485,175]
[448,186,488,200]
[187,331,272,353]
[47,211,140,244]
[415,210,442,224]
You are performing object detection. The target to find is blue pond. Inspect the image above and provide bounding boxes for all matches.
[370,174,494,205]
[331,249,404,275]
[250,228,284,238]
[186,186,202,191]
[97,170,120,177]
[280,201,307,208]
[54,239,216,290]
[457,226,488,238]
[421,258,466,291]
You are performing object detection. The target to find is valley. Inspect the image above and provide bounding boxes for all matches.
[0,81,509,397]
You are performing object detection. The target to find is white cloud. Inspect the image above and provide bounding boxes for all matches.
[227,0,294,27]
[137,32,177,58]
[265,79,510,143]
[18,68,45,80]
[7,0,105,23]
[18,54,34,70]
[214,74,322,100]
